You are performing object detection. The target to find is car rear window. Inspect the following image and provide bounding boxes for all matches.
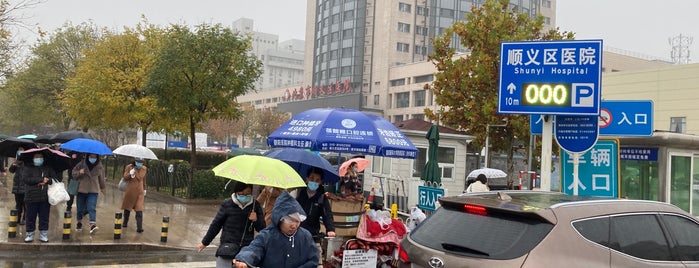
[409,206,554,259]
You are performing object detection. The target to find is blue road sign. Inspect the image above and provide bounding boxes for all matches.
[417,186,444,211]
[598,100,653,136]
[555,115,599,153]
[531,100,654,136]
[499,40,603,115]
[560,140,619,198]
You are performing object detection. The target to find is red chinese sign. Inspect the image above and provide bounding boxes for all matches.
[283,80,353,102]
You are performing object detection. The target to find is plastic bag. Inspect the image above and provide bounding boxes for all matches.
[48,179,70,206]
[367,209,392,230]
[410,207,426,225]
[118,178,129,192]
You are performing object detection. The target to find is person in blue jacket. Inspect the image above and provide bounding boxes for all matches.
[233,191,318,268]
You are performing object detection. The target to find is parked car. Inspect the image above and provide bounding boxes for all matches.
[398,191,699,268]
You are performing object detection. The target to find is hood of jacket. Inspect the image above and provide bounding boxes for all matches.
[271,191,306,228]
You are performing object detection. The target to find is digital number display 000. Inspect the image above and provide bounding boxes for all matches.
[521,83,571,106]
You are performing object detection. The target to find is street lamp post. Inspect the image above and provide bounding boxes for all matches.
[484,119,508,168]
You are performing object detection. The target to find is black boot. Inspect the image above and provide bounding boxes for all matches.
[135,211,143,233]
[122,210,130,228]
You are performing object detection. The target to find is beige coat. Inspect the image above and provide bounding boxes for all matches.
[72,160,106,194]
[256,186,283,226]
[120,164,147,211]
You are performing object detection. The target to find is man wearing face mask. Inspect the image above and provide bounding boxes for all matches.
[295,167,336,245]
[120,158,148,233]
[72,153,106,234]
[198,182,266,268]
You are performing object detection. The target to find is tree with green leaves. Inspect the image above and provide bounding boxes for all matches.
[253,108,290,146]
[61,20,168,145]
[146,23,262,172]
[0,22,101,133]
[426,0,573,179]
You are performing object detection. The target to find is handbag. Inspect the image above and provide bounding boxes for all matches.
[67,178,79,196]
[48,179,70,206]
[118,178,129,192]
[215,242,241,259]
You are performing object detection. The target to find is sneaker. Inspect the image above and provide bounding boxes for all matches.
[24,232,34,243]
[76,222,83,232]
[89,224,98,234]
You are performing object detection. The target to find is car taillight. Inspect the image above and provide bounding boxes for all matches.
[398,244,410,263]
[463,204,488,216]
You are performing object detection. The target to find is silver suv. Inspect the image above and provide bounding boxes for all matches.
[398,191,699,268]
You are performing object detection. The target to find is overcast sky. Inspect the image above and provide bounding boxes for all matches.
[11,0,699,63]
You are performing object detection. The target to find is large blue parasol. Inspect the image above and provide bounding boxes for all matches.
[267,108,417,159]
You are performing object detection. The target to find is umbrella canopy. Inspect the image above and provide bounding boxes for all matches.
[420,124,441,186]
[468,168,507,179]
[33,133,56,144]
[339,158,370,177]
[0,138,38,157]
[113,144,158,160]
[17,134,37,140]
[228,147,261,158]
[18,147,71,172]
[267,108,418,159]
[264,148,340,184]
[0,134,11,140]
[60,138,113,155]
[212,155,307,189]
[47,130,93,143]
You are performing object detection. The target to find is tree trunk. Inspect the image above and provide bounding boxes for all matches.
[141,127,147,147]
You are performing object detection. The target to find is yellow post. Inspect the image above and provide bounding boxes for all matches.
[114,212,123,239]
[160,216,169,242]
[63,211,72,240]
[8,209,18,238]
[390,204,398,219]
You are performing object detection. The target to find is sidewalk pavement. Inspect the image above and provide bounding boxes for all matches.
[0,174,224,265]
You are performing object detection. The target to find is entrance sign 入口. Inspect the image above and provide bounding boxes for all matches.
[531,100,653,136]
[499,40,603,115]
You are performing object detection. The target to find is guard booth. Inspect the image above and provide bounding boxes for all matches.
[617,131,699,216]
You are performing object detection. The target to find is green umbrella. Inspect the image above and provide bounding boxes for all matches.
[420,124,441,187]
[212,155,306,189]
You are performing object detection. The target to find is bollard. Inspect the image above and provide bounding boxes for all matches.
[114,212,123,239]
[8,209,18,238]
[390,204,398,219]
[160,216,169,242]
[63,211,72,240]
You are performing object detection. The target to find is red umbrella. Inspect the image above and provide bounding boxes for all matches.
[339,158,370,176]
[18,147,71,172]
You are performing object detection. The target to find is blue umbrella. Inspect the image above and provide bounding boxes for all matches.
[264,148,340,184]
[60,138,113,155]
[267,108,418,159]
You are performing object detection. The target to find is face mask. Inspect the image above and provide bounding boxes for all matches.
[16,150,23,156]
[353,167,358,172]
[135,162,143,169]
[88,158,97,164]
[307,181,320,191]
[236,194,252,203]
[33,158,44,166]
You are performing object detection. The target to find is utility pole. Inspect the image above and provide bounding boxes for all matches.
[669,34,693,64]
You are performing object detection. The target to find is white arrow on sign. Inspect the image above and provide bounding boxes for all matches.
[507,83,516,94]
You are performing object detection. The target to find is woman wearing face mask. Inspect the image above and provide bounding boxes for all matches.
[72,153,106,234]
[21,151,59,242]
[9,147,27,225]
[120,158,147,233]
[198,182,266,268]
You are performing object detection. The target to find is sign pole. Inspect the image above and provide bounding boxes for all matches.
[540,115,552,191]
[572,152,579,196]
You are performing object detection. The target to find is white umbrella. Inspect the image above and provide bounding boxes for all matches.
[113,144,158,160]
[468,168,507,179]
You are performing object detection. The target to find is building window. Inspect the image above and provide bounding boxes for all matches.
[415,26,428,36]
[390,79,406,87]
[413,90,426,106]
[374,94,380,105]
[399,2,411,13]
[416,6,428,16]
[542,0,552,8]
[544,16,551,25]
[440,8,454,18]
[330,32,339,42]
[670,117,686,133]
[396,92,410,108]
[438,147,455,179]
[398,22,411,33]
[414,74,434,83]
[341,66,352,76]
[393,114,404,122]
[341,47,352,58]
[344,10,354,20]
[396,42,410,53]
[342,29,353,39]
[414,45,427,55]
[412,114,424,120]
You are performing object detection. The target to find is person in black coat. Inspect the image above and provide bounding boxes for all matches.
[197,182,266,268]
[295,167,336,242]
[9,147,27,225]
[21,151,59,243]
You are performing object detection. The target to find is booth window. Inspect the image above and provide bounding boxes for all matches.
[670,117,686,133]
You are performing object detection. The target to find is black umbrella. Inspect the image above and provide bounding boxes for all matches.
[18,147,71,172]
[48,130,93,143]
[34,133,56,144]
[0,137,38,158]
